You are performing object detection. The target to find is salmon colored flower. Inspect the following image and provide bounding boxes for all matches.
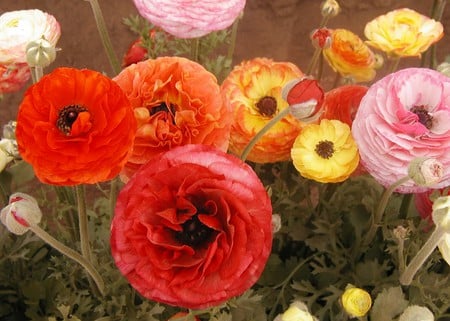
[0,63,30,94]
[323,28,378,83]
[114,56,231,181]
[352,68,450,193]
[133,0,246,38]
[291,119,359,183]
[0,9,60,65]
[364,8,444,58]
[221,58,304,163]
[110,144,272,309]
[16,67,136,185]
[320,85,368,127]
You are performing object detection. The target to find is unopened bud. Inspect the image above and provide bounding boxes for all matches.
[272,214,282,233]
[398,306,434,321]
[0,193,42,235]
[341,285,372,318]
[408,157,443,187]
[321,0,341,18]
[26,37,57,68]
[310,28,332,49]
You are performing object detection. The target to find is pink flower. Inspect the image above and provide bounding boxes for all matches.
[0,63,30,94]
[110,144,272,309]
[132,0,246,38]
[352,68,450,193]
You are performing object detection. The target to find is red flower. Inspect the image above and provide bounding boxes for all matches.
[122,38,148,67]
[16,67,136,185]
[110,144,272,309]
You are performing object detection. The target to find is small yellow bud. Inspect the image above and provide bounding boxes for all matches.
[26,37,57,68]
[341,286,372,318]
[321,0,341,18]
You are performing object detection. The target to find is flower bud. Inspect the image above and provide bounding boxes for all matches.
[282,77,324,122]
[0,192,42,235]
[26,37,57,68]
[398,305,434,321]
[408,157,443,187]
[321,0,341,18]
[272,214,282,233]
[341,285,372,318]
[3,120,17,140]
[275,301,315,321]
[310,28,332,49]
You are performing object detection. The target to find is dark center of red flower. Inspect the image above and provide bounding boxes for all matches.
[411,106,433,129]
[175,215,213,247]
[256,96,277,117]
[315,140,334,159]
[150,102,176,124]
[56,105,88,135]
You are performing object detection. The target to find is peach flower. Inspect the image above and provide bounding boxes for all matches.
[113,57,231,180]
[132,0,246,38]
[221,58,304,163]
[352,68,450,193]
[364,8,444,58]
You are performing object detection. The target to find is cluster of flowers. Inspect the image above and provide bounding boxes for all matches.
[1,0,450,320]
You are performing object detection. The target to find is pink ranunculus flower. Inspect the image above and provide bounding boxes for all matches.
[0,9,61,65]
[352,67,450,193]
[0,63,31,94]
[132,0,246,38]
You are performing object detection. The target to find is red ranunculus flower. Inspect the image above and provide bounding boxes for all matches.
[16,67,136,185]
[110,144,272,309]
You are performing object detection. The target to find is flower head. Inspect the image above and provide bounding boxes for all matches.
[0,9,60,65]
[0,193,42,235]
[221,57,305,163]
[364,8,444,58]
[132,0,245,38]
[16,67,136,185]
[310,28,332,49]
[321,0,340,18]
[111,144,272,309]
[274,301,316,321]
[408,157,444,187]
[341,286,372,318]
[291,119,359,183]
[398,305,434,321]
[0,63,30,94]
[352,67,450,193]
[114,56,231,181]
[323,28,378,82]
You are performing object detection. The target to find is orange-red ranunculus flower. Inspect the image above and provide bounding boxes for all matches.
[221,57,304,163]
[320,85,368,127]
[323,28,379,83]
[16,67,136,185]
[114,56,231,181]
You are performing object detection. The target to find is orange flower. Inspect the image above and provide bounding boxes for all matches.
[113,56,231,180]
[16,67,136,185]
[323,28,379,82]
[221,58,304,163]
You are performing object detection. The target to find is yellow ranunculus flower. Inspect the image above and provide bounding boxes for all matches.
[291,119,359,183]
[364,8,444,58]
[341,286,372,318]
[323,28,378,83]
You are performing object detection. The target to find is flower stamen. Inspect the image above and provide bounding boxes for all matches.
[56,105,88,135]
[175,215,213,247]
[150,102,176,124]
[411,106,433,129]
[256,96,277,117]
[315,140,334,159]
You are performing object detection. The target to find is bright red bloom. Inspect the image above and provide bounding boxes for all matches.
[16,67,136,185]
[110,144,272,309]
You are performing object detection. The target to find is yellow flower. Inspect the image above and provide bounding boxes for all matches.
[341,286,372,318]
[323,28,378,83]
[291,119,359,183]
[221,57,305,163]
[364,8,444,58]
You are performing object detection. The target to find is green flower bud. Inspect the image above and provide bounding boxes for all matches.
[26,37,57,68]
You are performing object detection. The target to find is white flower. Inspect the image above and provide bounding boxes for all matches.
[0,138,16,172]
[0,193,42,235]
[398,305,434,321]
[274,301,316,321]
[0,9,60,65]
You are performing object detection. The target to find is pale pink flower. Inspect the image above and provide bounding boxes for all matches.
[0,63,31,94]
[0,9,61,65]
[132,0,246,38]
[352,68,450,193]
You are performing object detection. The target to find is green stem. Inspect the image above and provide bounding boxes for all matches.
[388,57,401,74]
[109,177,118,218]
[399,226,446,285]
[86,0,121,75]
[28,222,105,295]
[363,176,410,246]
[76,185,91,261]
[190,38,200,62]
[226,17,240,69]
[30,66,44,84]
[306,47,322,76]
[240,107,290,161]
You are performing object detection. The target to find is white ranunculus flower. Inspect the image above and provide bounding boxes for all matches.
[0,9,61,64]
[398,305,434,321]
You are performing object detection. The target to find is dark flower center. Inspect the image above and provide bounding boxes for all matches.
[315,140,334,159]
[256,96,277,117]
[411,106,433,129]
[175,215,213,247]
[150,102,176,124]
[56,105,88,135]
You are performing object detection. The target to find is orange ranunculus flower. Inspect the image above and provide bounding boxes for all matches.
[323,28,378,83]
[16,67,136,186]
[113,56,231,180]
[221,58,304,163]
[364,8,444,58]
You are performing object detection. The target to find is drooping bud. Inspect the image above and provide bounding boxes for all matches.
[408,157,443,187]
[0,192,42,235]
[341,285,372,318]
[321,0,341,18]
[26,37,57,68]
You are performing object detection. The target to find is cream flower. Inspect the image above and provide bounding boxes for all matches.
[0,9,61,65]
[398,306,434,321]
[0,193,42,235]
